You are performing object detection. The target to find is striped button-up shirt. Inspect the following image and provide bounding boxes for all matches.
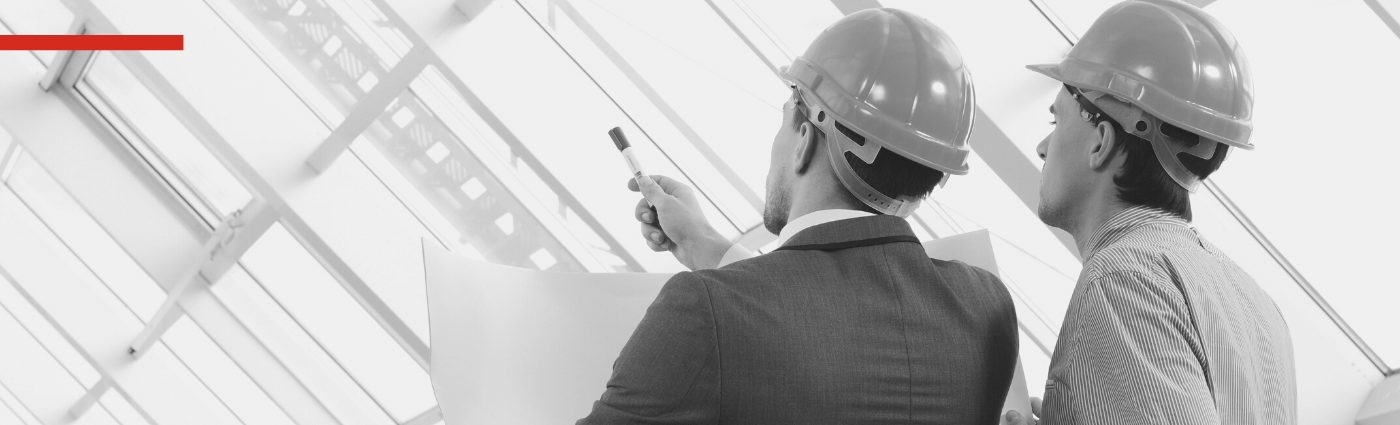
[1041,206,1296,425]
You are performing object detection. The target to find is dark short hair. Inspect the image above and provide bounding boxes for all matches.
[1082,108,1229,221]
[791,97,945,212]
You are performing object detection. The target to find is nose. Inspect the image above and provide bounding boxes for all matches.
[1036,134,1049,161]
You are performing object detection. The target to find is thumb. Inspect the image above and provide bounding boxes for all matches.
[636,175,670,205]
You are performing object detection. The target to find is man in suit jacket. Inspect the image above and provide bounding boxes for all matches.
[580,8,1019,424]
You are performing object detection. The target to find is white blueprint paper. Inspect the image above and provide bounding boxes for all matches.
[424,241,669,424]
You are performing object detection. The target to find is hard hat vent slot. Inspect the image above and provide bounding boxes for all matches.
[1135,121,1149,132]
[1159,121,1206,152]
[817,111,827,122]
[835,122,866,146]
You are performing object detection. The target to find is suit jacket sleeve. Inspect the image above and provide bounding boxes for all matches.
[1049,270,1219,425]
[578,272,720,425]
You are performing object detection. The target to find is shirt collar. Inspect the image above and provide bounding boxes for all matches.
[1082,206,1188,259]
[773,209,875,248]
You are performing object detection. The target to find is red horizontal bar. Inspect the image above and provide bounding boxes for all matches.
[0,35,182,50]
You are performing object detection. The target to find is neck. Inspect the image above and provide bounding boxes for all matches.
[1068,194,1128,258]
[786,175,868,224]
[786,194,863,223]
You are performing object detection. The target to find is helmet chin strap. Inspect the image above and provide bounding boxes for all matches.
[1080,90,1220,192]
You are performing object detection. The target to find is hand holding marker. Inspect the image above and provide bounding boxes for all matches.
[611,127,666,248]
[613,127,731,268]
[609,127,650,202]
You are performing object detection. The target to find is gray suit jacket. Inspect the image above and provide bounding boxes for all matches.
[580,215,1018,424]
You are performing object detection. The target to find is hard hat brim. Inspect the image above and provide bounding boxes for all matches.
[1025,63,1064,83]
[1025,63,1255,151]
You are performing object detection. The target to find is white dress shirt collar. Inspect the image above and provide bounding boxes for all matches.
[772,209,876,248]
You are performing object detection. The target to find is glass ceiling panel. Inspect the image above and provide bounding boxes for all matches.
[413,0,744,271]
[239,223,434,422]
[1376,0,1400,35]
[1,145,296,424]
[0,169,242,425]
[164,317,296,425]
[53,36,421,424]
[1198,0,1400,369]
[0,0,73,65]
[0,158,104,390]
[1190,184,1383,420]
[0,384,39,425]
[0,294,123,425]
[211,0,677,271]
[79,53,254,224]
[320,0,414,64]
[98,391,151,425]
[223,0,403,121]
[515,0,781,220]
[211,266,395,425]
[5,151,167,324]
[517,1,765,234]
[365,80,585,271]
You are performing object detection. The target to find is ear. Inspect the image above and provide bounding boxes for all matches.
[792,121,821,174]
[1087,120,1121,171]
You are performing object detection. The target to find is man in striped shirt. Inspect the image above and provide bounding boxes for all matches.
[1006,1,1297,424]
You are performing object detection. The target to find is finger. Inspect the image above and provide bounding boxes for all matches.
[635,175,671,206]
[645,237,674,252]
[649,175,694,200]
[626,177,640,192]
[639,223,668,245]
[1031,397,1042,415]
[635,199,656,224]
